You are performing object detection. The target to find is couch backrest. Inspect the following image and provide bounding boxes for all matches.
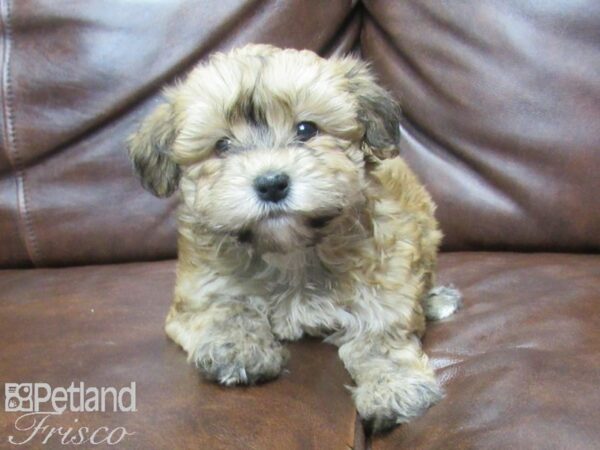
[0,1,598,268]
[361,0,600,252]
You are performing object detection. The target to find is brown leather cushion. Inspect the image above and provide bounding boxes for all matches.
[373,252,600,449]
[1,253,598,448]
[362,0,600,252]
[0,260,359,449]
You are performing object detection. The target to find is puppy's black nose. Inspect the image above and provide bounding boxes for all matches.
[254,172,290,203]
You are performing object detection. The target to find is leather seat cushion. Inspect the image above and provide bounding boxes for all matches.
[0,261,359,449]
[373,252,600,449]
[1,252,598,449]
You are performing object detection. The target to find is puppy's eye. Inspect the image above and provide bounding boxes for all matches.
[215,137,231,154]
[296,121,318,142]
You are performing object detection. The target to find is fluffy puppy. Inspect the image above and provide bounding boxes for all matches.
[128,44,461,432]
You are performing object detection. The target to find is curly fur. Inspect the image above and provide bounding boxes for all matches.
[128,44,460,433]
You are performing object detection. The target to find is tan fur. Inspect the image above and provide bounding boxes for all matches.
[128,44,461,432]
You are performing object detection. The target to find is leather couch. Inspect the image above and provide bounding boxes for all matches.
[1,1,598,449]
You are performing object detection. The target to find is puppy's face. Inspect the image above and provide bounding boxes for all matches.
[129,45,401,252]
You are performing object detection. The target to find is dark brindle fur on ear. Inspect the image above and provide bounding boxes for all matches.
[127,102,180,197]
[344,60,402,161]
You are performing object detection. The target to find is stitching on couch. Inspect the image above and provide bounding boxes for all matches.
[0,0,42,266]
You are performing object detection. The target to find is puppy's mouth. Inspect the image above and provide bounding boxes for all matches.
[307,214,339,229]
[235,211,341,245]
[237,229,254,244]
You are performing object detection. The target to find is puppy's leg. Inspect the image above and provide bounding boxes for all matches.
[166,296,288,385]
[338,332,442,433]
[269,294,305,341]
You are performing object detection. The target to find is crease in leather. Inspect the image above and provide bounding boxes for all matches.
[0,0,40,266]
[353,411,367,450]
[400,118,522,219]
[320,1,362,57]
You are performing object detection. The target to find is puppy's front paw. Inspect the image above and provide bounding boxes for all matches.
[352,368,443,433]
[193,335,289,386]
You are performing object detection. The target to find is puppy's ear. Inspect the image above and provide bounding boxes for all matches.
[127,101,180,197]
[342,58,402,161]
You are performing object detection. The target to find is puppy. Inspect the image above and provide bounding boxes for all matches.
[128,44,461,432]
